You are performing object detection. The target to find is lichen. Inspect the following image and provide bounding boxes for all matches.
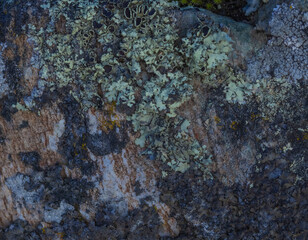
[224,3,307,122]
[5,173,45,206]
[246,3,308,83]
[224,73,254,105]
[44,201,74,224]
[24,0,246,177]
[224,75,302,121]
[179,22,234,88]
[0,44,9,99]
[99,101,121,133]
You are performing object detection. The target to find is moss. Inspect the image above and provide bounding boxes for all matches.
[213,0,222,4]
[205,3,214,10]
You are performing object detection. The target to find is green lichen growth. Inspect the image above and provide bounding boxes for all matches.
[180,26,234,87]
[13,102,28,111]
[224,73,254,104]
[26,0,239,177]
[224,76,300,121]
[28,0,106,109]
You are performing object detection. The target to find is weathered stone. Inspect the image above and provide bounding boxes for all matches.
[0,0,306,239]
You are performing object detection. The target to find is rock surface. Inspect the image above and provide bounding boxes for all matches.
[0,0,307,239]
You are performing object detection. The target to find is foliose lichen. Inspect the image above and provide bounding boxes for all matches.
[224,76,302,121]
[25,0,244,176]
[224,3,307,121]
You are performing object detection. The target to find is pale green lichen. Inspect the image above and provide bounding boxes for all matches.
[27,0,105,109]
[224,76,299,121]
[25,0,239,176]
[13,102,28,111]
[179,23,234,87]
[224,73,254,104]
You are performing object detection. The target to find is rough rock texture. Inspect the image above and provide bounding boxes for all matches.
[0,0,307,239]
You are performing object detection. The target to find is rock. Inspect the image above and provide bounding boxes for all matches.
[0,0,306,239]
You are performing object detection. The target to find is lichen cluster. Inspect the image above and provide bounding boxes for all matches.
[224,3,307,121]
[224,76,301,121]
[21,0,308,177]
[180,22,233,87]
[246,3,308,82]
[0,0,307,238]
[25,0,230,175]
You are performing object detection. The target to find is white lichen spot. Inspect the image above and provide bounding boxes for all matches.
[283,142,293,152]
[44,201,74,223]
[87,109,101,135]
[0,45,9,98]
[48,119,65,152]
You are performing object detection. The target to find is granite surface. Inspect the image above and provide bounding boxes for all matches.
[0,0,307,239]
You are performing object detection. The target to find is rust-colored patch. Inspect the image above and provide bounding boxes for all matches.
[1,6,46,96]
[99,101,122,133]
[2,47,14,61]
[26,5,49,30]
[15,34,32,65]
[0,103,65,227]
[55,15,67,34]
[178,91,257,186]
[2,31,38,95]
[178,94,208,145]
[3,13,33,67]
[0,103,65,176]
[89,106,125,134]
[207,108,257,186]
[155,203,180,237]
[23,66,39,93]
[61,166,83,179]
